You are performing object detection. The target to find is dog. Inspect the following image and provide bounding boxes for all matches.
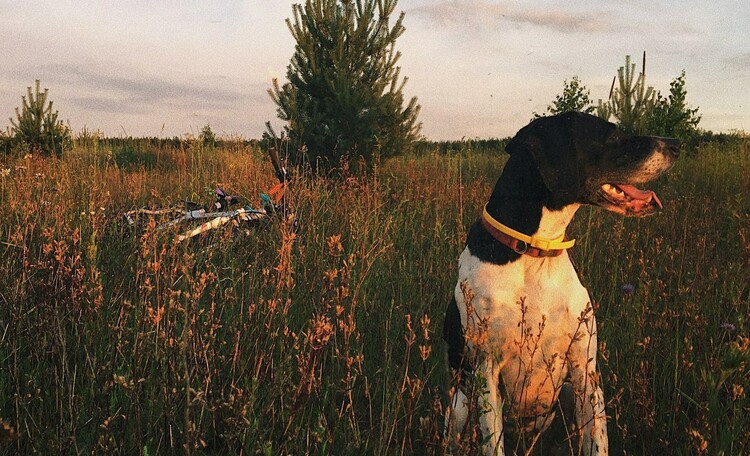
[443,112,679,455]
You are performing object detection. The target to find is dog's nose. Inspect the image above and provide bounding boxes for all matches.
[660,138,681,158]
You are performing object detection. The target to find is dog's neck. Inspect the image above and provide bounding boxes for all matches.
[466,153,580,265]
[485,153,579,241]
[535,205,580,239]
[485,199,580,242]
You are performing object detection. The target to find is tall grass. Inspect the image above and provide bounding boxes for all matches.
[0,137,747,454]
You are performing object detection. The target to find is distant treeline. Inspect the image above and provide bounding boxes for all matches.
[68,135,510,156]
[414,130,748,156]
[413,138,509,155]
[85,131,745,155]
[73,135,261,150]
[2,130,744,160]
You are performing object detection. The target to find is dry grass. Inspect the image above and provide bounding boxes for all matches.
[0,137,748,454]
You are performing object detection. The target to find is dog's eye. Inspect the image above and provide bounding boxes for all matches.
[606,133,620,144]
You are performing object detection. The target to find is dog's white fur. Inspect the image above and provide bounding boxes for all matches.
[447,205,608,455]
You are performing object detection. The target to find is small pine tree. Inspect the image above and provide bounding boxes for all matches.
[268,0,421,173]
[10,80,71,157]
[534,76,594,119]
[596,54,655,134]
[597,54,701,139]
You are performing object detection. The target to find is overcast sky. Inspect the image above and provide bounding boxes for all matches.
[1,0,748,140]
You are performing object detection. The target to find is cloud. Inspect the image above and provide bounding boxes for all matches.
[43,65,251,103]
[4,63,270,116]
[722,53,750,75]
[70,96,148,115]
[408,0,616,34]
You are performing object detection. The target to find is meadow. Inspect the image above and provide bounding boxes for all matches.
[0,136,748,455]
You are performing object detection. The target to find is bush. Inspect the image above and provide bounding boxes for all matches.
[643,71,701,140]
[534,76,594,119]
[112,144,159,170]
[0,128,12,156]
[199,124,217,148]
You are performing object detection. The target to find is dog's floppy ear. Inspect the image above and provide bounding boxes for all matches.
[505,113,581,200]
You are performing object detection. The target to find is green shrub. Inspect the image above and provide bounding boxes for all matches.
[643,71,702,140]
[112,144,159,170]
[534,76,594,119]
[0,127,12,156]
[199,124,217,148]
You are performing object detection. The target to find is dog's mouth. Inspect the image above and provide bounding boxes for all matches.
[598,183,662,216]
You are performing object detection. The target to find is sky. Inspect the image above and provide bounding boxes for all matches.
[1,0,748,140]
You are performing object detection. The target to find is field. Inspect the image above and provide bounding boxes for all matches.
[0,137,748,455]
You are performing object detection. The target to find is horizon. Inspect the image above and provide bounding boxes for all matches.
[2,1,748,141]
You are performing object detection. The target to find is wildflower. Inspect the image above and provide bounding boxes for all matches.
[0,418,18,443]
[731,383,745,401]
[419,344,432,361]
[720,322,737,332]
[688,428,708,453]
[326,234,343,255]
[0,168,9,177]
[621,283,635,294]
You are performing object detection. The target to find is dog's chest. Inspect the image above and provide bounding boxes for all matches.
[456,247,590,326]
[456,248,592,412]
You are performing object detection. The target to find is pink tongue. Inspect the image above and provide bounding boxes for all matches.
[617,184,662,208]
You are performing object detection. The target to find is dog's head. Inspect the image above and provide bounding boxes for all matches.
[505,112,679,216]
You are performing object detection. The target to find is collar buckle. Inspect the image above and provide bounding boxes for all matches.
[513,240,528,255]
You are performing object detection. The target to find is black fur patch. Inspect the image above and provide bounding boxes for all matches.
[443,296,466,373]
[465,220,521,265]
[465,149,548,265]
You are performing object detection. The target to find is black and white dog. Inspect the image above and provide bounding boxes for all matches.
[443,112,679,455]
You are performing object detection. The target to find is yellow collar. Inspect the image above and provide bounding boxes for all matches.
[482,205,576,252]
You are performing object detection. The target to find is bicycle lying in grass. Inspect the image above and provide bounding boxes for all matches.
[122,148,297,242]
